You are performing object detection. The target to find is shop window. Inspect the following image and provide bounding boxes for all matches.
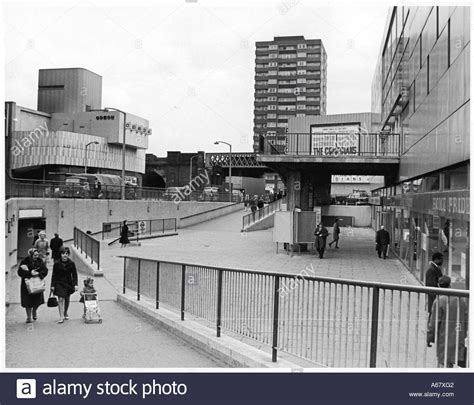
[444,219,468,289]
[444,165,468,189]
[421,173,439,192]
[402,181,411,194]
[412,178,422,193]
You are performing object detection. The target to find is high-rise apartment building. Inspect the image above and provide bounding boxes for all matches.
[253,36,327,153]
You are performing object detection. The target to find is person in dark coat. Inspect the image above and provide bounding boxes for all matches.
[50,233,63,262]
[120,220,130,248]
[375,225,390,259]
[32,230,40,246]
[328,219,341,248]
[51,247,78,323]
[427,276,468,368]
[425,252,444,317]
[250,199,258,220]
[18,248,48,323]
[314,223,329,259]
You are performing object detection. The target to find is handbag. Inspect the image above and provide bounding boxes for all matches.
[47,292,58,308]
[25,276,46,295]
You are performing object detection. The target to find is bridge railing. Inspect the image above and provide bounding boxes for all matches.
[261,132,400,157]
[73,227,100,270]
[242,198,284,229]
[120,256,469,368]
[102,218,178,241]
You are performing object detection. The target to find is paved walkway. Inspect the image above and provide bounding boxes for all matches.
[104,209,420,287]
[6,209,423,368]
[6,264,224,368]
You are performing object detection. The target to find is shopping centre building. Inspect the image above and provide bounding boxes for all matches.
[370,6,469,288]
[5,67,151,185]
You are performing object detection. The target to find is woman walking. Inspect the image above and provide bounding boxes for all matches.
[51,247,78,323]
[18,248,48,323]
[34,231,50,264]
[120,220,130,248]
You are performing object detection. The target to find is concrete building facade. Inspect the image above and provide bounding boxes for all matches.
[5,68,151,184]
[253,36,327,153]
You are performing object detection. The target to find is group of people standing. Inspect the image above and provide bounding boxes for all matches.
[18,231,79,324]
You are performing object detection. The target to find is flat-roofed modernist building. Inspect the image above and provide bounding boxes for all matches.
[253,36,327,153]
[370,6,469,288]
[5,68,151,185]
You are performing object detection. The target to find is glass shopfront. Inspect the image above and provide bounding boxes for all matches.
[372,165,469,289]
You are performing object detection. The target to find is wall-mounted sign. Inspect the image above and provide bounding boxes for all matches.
[18,209,43,219]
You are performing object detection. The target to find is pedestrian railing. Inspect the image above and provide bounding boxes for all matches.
[73,227,100,270]
[102,218,177,241]
[259,132,401,158]
[120,255,469,368]
[6,177,242,202]
[242,198,284,230]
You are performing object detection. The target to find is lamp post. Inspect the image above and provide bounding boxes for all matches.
[214,141,232,202]
[104,107,127,200]
[84,141,99,173]
[190,154,200,183]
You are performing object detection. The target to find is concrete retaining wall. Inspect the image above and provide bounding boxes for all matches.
[70,245,103,277]
[179,203,243,228]
[243,213,275,232]
[5,198,237,269]
[322,205,372,227]
[118,294,314,368]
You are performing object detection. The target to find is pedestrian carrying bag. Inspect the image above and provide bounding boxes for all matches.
[47,292,58,308]
[25,277,46,295]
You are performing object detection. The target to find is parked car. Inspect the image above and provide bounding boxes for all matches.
[346,191,370,205]
[331,195,347,205]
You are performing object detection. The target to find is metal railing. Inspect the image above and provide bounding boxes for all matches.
[121,256,469,368]
[102,218,177,241]
[242,198,284,229]
[260,132,401,157]
[73,227,100,270]
[6,178,243,202]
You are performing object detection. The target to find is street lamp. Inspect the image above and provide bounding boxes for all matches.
[214,141,232,202]
[190,154,200,183]
[103,107,127,200]
[84,141,99,173]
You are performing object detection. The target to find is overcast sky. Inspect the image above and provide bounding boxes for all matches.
[4,0,393,156]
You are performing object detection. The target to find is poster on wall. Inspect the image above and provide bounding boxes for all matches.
[311,125,360,156]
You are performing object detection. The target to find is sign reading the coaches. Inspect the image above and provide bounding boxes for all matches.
[311,125,359,157]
